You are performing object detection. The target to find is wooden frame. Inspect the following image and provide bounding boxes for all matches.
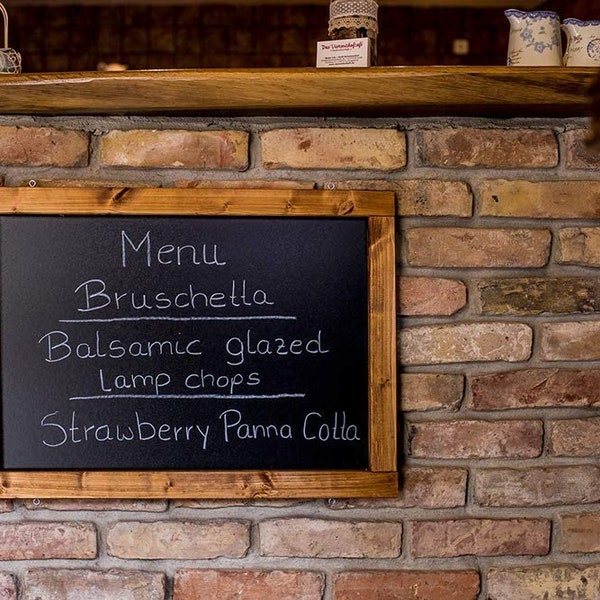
[0,187,397,498]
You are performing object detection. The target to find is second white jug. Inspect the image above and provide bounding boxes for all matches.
[505,10,562,66]
[562,18,600,66]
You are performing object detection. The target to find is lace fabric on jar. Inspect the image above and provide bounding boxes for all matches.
[328,0,378,64]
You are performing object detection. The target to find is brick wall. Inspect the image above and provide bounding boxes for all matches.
[0,114,599,599]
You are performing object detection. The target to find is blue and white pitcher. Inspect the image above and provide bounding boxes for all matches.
[505,10,562,66]
[562,19,600,66]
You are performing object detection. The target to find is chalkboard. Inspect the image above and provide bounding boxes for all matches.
[0,188,397,498]
[1,215,368,470]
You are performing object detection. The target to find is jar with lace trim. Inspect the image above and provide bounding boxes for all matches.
[328,0,378,65]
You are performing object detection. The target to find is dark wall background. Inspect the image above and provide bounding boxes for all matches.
[6,0,599,72]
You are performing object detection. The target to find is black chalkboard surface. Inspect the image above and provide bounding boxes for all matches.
[0,216,369,470]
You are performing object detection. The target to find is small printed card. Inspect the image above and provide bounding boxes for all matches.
[316,38,371,68]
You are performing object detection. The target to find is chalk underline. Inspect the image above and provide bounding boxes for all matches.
[59,315,297,323]
[69,393,307,401]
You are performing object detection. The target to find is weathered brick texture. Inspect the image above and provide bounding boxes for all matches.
[261,128,407,170]
[487,565,600,600]
[478,277,600,315]
[400,322,532,365]
[333,178,473,215]
[259,518,402,558]
[469,369,600,410]
[100,129,249,169]
[0,575,15,600]
[400,373,464,411]
[563,128,600,169]
[415,128,558,167]
[558,227,600,266]
[558,513,600,553]
[0,112,599,598]
[405,227,551,267]
[399,277,467,316]
[327,467,467,509]
[540,321,600,361]
[333,570,480,600]
[479,179,600,218]
[0,522,96,560]
[475,466,600,507]
[0,126,89,167]
[409,518,550,557]
[548,417,600,457]
[106,520,250,559]
[23,569,165,600]
[173,570,324,600]
[408,419,543,459]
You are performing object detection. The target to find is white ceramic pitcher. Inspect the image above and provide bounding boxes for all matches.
[562,18,600,66]
[505,9,562,66]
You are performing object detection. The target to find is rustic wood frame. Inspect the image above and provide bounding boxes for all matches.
[0,187,397,499]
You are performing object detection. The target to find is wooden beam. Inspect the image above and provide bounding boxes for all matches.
[0,67,594,118]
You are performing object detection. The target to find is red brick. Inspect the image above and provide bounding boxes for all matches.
[548,417,600,457]
[469,369,600,410]
[261,128,406,170]
[487,565,600,600]
[259,518,402,558]
[174,570,324,600]
[107,520,249,559]
[0,522,96,559]
[400,373,464,411]
[405,227,551,268]
[400,322,532,365]
[475,466,600,507]
[408,419,543,459]
[23,569,165,600]
[395,179,473,216]
[558,227,600,266]
[399,276,466,316]
[540,321,600,361]
[100,129,249,169]
[416,128,558,168]
[334,570,480,600]
[327,467,467,509]
[479,179,600,218]
[0,575,16,600]
[332,179,473,216]
[0,126,89,167]
[564,129,600,169]
[410,518,550,557]
[558,513,600,553]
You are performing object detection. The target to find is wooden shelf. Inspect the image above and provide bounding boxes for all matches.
[0,66,596,117]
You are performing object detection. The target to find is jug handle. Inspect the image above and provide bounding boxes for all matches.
[0,3,8,49]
